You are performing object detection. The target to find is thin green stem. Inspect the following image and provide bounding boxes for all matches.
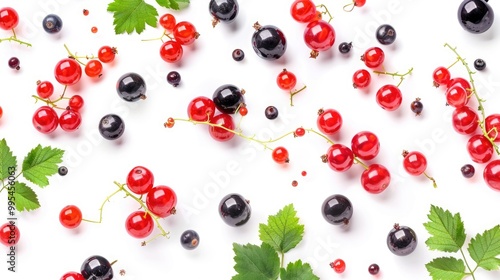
[343,1,355,12]
[423,172,438,188]
[81,188,122,223]
[289,85,307,106]
[460,248,476,280]
[280,252,285,268]
[373,67,414,87]
[447,58,460,69]
[64,44,86,66]
[305,128,334,145]
[141,30,174,43]
[0,180,5,194]
[31,85,68,110]
[316,4,334,23]
[0,29,32,47]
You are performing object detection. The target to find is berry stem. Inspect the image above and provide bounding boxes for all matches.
[460,248,477,280]
[141,30,174,42]
[64,44,87,66]
[81,188,122,223]
[0,29,32,47]
[373,67,414,87]
[289,85,307,106]
[280,252,285,268]
[423,172,438,188]
[342,1,356,12]
[316,4,334,23]
[31,85,68,110]
[444,43,500,155]
[447,58,460,69]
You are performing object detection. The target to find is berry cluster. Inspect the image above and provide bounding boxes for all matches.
[60,255,114,280]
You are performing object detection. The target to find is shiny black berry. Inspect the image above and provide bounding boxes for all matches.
[167,71,181,87]
[265,106,278,119]
[376,24,397,45]
[251,23,287,60]
[98,114,125,140]
[321,194,353,225]
[116,72,146,102]
[219,193,251,227]
[180,229,200,250]
[338,42,352,54]
[58,166,68,176]
[209,0,239,26]
[474,58,486,70]
[387,224,418,256]
[461,164,475,178]
[212,84,245,114]
[80,255,113,280]
[411,98,423,116]
[458,0,494,34]
[232,49,245,61]
[42,14,63,34]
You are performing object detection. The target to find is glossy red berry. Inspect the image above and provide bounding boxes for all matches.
[0,7,19,30]
[125,211,154,239]
[91,26,98,33]
[239,106,248,116]
[0,106,3,120]
[368,264,380,275]
[0,222,20,246]
[68,95,84,111]
[61,272,85,280]
[485,114,500,142]
[354,0,366,7]
[402,151,427,176]
[467,134,494,163]
[59,109,82,132]
[159,13,176,31]
[432,66,451,86]
[330,259,346,273]
[304,20,336,55]
[160,40,183,63]
[352,69,371,88]
[126,166,154,195]
[173,21,199,45]
[36,80,54,99]
[84,60,103,78]
[290,0,317,23]
[187,96,216,122]
[376,84,402,111]
[272,146,289,164]
[97,46,117,63]
[54,58,82,86]
[59,205,82,229]
[146,185,177,218]
[445,85,467,108]
[351,131,380,160]
[277,69,297,91]
[32,106,59,134]
[361,164,390,194]
[361,47,385,68]
[295,127,306,137]
[447,77,471,92]
[452,106,479,135]
[484,159,500,191]
[208,113,235,141]
[326,144,354,172]
[317,108,342,135]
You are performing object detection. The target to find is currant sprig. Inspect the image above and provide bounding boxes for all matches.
[0,28,31,47]
[316,4,334,23]
[444,43,500,155]
[31,85,68,110]
[373,67,414,87]
[64,44,94,66]
[141,29,175,42]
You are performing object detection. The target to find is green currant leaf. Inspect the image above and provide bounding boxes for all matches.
[425,257,466,280]
[0,138,17,181]
[258,204,304,254]
[155,0,173,9]
[280,260,319,280]
[14,182,40,212]
[232,243,280,280]
[107,0,158,34]
[174,0,189,9]
[467,225,500,270]
[424,205,466,253]
[22,144,64,187]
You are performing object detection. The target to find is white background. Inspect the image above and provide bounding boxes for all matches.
[1,0,500,279]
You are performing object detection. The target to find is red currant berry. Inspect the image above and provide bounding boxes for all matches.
[173,21,199,45]
[82,9,89,16]
[208,113,235,141]
[32,106,59,134]
[467,134,494,163]
[59,205,82,229]
[277,69,297,91]
[0,7,19,30]
[447,77,471,92]
[361,47,385,68]
[354,0,366,7]
[461,164,475,178]
[165,117,175,128]
[97,46,117,63]
[0,106,3,120]
[304,20,336,56]
[445,85,467,108]
[485,114,500,142]
[159,13,176,31]
[361,164,390,194]
[54,58,82,86]
[290,0,317,23]
[61,272,85,280]
[91,26,98,33]
[432,66,451,87]
[239,106,248,116]
[160,40,183,63]
[484,159,500,191]
[402,150,427,176]
[368,263,380,275]
[352,69,371,88]
[295,127,306,137]
[59,109,82,132]
[330,259,346,273]
[125,211,154,239]
[84,59,103,78]
[326,144,354,172]
[351,131,380,160]
[272,146,289,164]
[452,106,479,135]
[69,95,84,111]
[126,166,154,195]
[36,80,54,99]
[376,84,402,111]
[146,185,177,218]
[317,108,342,135]
[0,222,20,246]
[187,96,216,122]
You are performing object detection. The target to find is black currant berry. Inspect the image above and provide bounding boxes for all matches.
[80,255,113,280]
[209,0,239,26]
[167,71,181,87]
[338,42,352,54]
[410,98,423,116]
[232,49,245,61]
[42,14,63,34]
[8,57,20,70]
[387,224,418,256]
[368,263,380,275]
[251,22,287,60]
[116,72,146,102]
[321,194,353,225]
[376,24,397,45]
[58,166,68,176]
[458,0,494,34]
[212,84,245,114]
[461,164,475,178]
[98,114,125,140]
[265,106,278,119]
[218,193,251,227]
[180,229,200,250]
[474,58,486,70]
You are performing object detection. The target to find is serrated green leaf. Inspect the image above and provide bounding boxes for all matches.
[467,225,500,270]
[280,260,319,280]
[156,0,172,9]
[424,205,466,252]
[0,139,17,181]
[175,0,189,9]
[22,145,64,187]
[107,0,158,34]
[232,243,280,280]
[259,204,304,254]
[14,182,40,212]
[425,257,466,280]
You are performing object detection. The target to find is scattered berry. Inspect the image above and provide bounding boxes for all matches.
[98,46,117,63]
[187,96,216,122]
[0,7,19,30]
[83,9,89,16]
[36,80,54,99]
[446,85,468,108]
[361,164,391,194]
[167,71,181,87]
[59,205,83,229]
[159,13,176,31]
[277,69,297,91]
[387,223,418,256]
[42,14,63,33]
[61,272,85,280]
[126,166,154,195]
[210,0,239,27]
[272,146,289,163]
[251,22,287,60]
[160,40,184,63]
[265,106,279,119]
[98,114,125,140]
[84,59,103,78]
[58,166,68,176]
[173,21,199,45]
[290,0,317,23]
[458,0,494,34]
[301,171,307,176]
[116,72,146,102]
[376,84,402,111]
[180,230,200,250]
[165,117,175,128]
[338,42,352,54]
[461,164,475,178]
[238,106,248,116]
[410,98,424,115]
[8,57,20,70]
[0,222,20,246]
[432,66,451,87]
[352,69,371,88]
[125,210,154,238]
[218,193,251,227]
[368,263,380,275]
[361,47,385,68]
[474,58,486,70]
[212,84,245,114]
[209,113,235,141]
[466,134,493,163]
[484,159,500,191]
[452,106,479,135]
[291,180,298,187]
[80,255,113,280]
[304,20,336,58]
[295,127,306,137]
[317,108,342,135]
[322,194,353,225]
[330,259,346,273]
[91,26,98,33]
[325,144,354,172]
[232,49,245,61]
[0,106,3,120]
[376,24,397,45]
[402,150,428,176]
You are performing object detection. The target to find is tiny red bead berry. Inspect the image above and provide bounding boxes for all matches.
[36,80,55,99]
[352,69,371,88]
[277,69,297,91]
[301,171,307,176]
[91,26,98,33]
[0,222,20,246]
[317,108,342,135]
[330,259,346,273]
[59,205,82,229]
[368,263,380,275]
[272,146,289,164]
[0,7,19,30]
[354,0,366,7]
[239,106,248,116]
[402,150,427,176]
[159,13,176,31]
[69,95,84,111]
[291,180,298,187]
[295,127,306,137]
[165,117,175,128]
[98,46,117,63]
[84,59,103,78]
[83,9,89,16]
[432,66,451,86]
[361,47,385,68]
